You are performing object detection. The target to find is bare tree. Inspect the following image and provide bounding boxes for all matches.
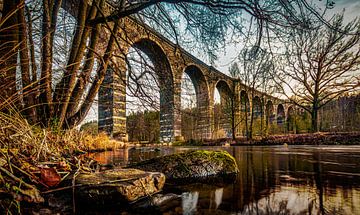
[0,0,340,130]
[277,14,360,132]
[229,45,276,139]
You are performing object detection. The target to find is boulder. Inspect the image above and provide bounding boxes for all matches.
[129,150,239,180]
[75,168,165,204]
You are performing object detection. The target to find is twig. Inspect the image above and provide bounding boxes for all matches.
[0,166,36,190]
[36,130,46,161]
[72,158,81,214]
[10,162,49,189]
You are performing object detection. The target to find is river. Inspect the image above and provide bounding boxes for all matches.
[87,145,360,214]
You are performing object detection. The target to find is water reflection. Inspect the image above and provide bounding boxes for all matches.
[90,146,360,214]
[182,192,199,215]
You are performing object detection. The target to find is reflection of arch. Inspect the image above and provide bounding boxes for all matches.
[215,80,232,105]
[265,100,274,123]
[277,104,285,125]
[252,96,262,118]
[287,106,295,132]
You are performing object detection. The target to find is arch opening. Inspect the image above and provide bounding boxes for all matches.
[252,96,262,119]
[265,100,274,124]
[213,80,232,138]
[287,106,295,133]
[240,90,250,137]
[128,39,174,142]
[277,104,285,125]
[99,38,176,142]
[181,65,210,140]
[251,96,263,136]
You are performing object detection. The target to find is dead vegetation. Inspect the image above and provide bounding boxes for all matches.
[0,108,124,213]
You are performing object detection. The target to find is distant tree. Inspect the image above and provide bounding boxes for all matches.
[126,110,159,142]
[277,14,360,132]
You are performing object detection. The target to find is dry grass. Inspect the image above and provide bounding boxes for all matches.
[0,109,125,213]
[0,110,123,162]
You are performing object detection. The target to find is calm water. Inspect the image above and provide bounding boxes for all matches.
[88,146,360,214]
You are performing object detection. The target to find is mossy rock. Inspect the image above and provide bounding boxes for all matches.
[128,150,239,181]
[75,168,165,205]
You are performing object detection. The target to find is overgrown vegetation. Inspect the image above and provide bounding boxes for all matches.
[0,109,122,213]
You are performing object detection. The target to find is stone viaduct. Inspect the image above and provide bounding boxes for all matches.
[62,0,295,142]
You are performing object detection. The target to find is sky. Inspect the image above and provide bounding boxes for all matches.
[213,0,360,75]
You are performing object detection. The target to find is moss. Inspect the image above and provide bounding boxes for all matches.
[129,150,239,180]
[188,150,239,174]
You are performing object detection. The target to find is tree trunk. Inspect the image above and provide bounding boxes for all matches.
[39,0,55,125]
[0,0,19,106]
[244,99,249,140]
[67,0,104,117]
[260,102,264,137]
[66,20,121,128]
[56,0,96,126]
[311,108,319,133]
[25,6,37,83]
[249,105,254,140]
[231,99,236,140]
[18,1,37,123]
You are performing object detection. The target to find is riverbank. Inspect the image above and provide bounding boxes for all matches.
[1,109,359,213]
[200,132,360,146]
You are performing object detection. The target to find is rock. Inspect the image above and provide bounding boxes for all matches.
[131,193,182,214]
[129,150,239,180]
[75,168,165,204]
[133,193,181,208]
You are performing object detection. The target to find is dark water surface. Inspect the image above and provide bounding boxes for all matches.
[89,146,360,214]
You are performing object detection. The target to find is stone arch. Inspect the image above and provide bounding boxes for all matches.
[265,100,274,124]
[183,65,210,109]
[213,80,232,138]
[130,39,175,142]
[181,65,210,139]
[99,37,177,142]
[215,80,232,105]
[277,104,285,125]
[252,96,262,118]
[240,90,250,113]
[239,90,250,137]
[287,106,295,132]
